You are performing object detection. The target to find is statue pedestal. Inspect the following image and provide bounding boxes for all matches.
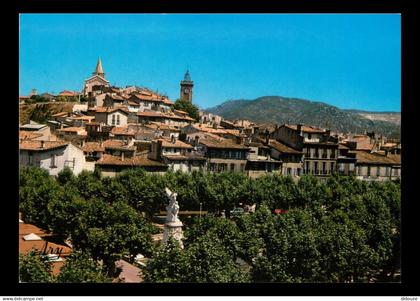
[163,221,184,249]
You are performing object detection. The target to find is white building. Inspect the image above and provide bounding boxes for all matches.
[19,140,94,176]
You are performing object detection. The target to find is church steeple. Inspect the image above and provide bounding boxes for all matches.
[180,70,194,103]
[93,57,105,78]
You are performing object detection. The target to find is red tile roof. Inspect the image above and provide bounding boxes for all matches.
[268,139,302,154]
[103,139,136,151]
[137,111,194,121]
[95,106,130,114]
[145,122,180,131]
[354,151,400,165]
[20,140,68,151]
[157,138,193,149]
[284,124,325,134]
[19,223,47,236]
[110,126,136,136]
[69,116,95,121]
[199,138,250,150]
[58,127,87,133]
[19,131,43,141]
[81,142,105,153]
[19,222,72,276]
[96,154,167,167]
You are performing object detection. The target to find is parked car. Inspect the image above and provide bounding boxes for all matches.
[230,207,244,217]
[274,209,289,215]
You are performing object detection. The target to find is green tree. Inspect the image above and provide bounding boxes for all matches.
[19,167,63,230]
[184,215,242,258]
[143,237,189,283]
[57,167,75,186]
[19,251,54,283]
[70,199,156,276]
[57,251,111,283]
[173,98,199,121]
[185,232,249,282]
[117,168,166,217]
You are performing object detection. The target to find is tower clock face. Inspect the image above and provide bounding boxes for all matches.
[184,88,189,93]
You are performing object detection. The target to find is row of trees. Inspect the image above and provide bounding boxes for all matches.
[19,166,400,282]
[24,95,87,104]
[19,167,158,279]
[145,196,400,282]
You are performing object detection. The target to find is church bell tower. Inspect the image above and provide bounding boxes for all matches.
[93,57,105,78]
[180,70,193,103]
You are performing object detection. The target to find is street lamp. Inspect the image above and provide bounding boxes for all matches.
[199,202,202,220]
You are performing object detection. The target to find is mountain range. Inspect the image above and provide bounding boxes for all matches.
[205,96,400,139]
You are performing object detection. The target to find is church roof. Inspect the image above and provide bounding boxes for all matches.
[84,74,109,84]
[95,57,104,75]
[184,70,191,81]
[182,70,193,84]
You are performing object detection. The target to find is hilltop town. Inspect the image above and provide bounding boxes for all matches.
[18,58,402,284]
[19,58,401,181]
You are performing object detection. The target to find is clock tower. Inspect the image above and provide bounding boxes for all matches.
[180,70,194,103]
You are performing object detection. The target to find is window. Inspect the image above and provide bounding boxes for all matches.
[240,163,245,172]
[376,166,381,177]
[314,148,319,158]
[308,133,312,140]
[50,154,57,168]
[297,168,301,176]
[305,161,310,174]
[385,166,390,176]
[112,114,116,125]
[393,168,399,176]
[28,153,33,165]
[116,114,120,125]
[230,163,235,171]
[314,162,318,174]
[287,168,292,175]
[330,162,334,174]
[322,162,326,174]
[367,166,371,176]
[330,150,335,159]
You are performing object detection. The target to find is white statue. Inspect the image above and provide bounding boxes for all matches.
[163,187,183,248]
[165,187,180,224]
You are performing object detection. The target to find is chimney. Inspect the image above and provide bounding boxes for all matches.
[99,139,103,147]
[194,135,200,146]
[171,135,176,144]
[121,152,124,161]
[385,149,388,157]
[40,141,45,149]
[265,129,270,145]
[297,124,303,135]
[156,140,162,161]
[236,136,244,144]
[81,140,85,147]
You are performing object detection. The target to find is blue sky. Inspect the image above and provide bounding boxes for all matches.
[19,14,401,112]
